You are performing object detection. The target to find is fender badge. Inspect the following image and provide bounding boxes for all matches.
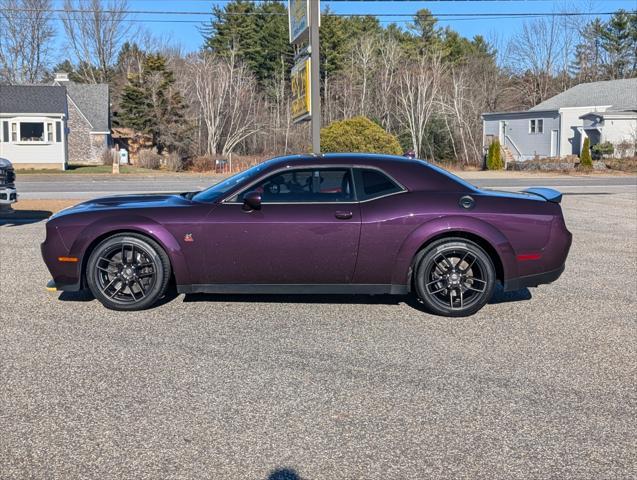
[184,233,194,243]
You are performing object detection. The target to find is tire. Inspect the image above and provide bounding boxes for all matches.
[414,237,496,317]
[86,233,171,311]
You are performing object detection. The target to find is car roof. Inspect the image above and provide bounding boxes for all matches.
[262,153,475,192]
[266,152,421,167]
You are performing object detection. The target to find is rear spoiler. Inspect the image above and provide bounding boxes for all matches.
[523,187,563,204]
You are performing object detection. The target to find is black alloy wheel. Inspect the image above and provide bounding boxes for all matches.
[415,238,496,317]
[86,233,171,311]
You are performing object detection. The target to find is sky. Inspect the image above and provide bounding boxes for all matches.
[49,0,637,54]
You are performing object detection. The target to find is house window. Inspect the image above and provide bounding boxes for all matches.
[11,123,17,142]
[55,122,62,143]
[47,123,53,142]
[529,119,544,134]
[1,121,8,143]
[19,122,45,142]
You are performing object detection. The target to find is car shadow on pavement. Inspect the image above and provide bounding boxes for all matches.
[57,285,180,307]
[182,285,532,308]
[489,285,532,304]
[183,292,406,306]
[267,468,301,480]
[55,285,530,310]
[0,210,51,226]
[58,290,95,303]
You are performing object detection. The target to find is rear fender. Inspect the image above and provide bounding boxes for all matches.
[69,215,191,285]
[391,215,518,285]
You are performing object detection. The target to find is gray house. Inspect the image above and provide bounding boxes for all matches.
[482,79,637,162]
[0,73,111,170]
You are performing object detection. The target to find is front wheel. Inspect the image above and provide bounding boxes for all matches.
[86,233,171,311]
[414,238,496,317]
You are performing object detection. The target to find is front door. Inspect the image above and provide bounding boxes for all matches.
[200,167,361,285]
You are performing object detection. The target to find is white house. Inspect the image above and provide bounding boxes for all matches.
[0,74,111,170]
[0,85,68,169]
[482,78,637,161]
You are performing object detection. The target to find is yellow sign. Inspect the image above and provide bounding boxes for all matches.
[288,0,309,43]
[291,57,311,123]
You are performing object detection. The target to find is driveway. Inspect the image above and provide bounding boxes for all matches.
[0,188,635,479]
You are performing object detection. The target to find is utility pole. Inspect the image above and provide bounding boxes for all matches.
[309,0,321,154]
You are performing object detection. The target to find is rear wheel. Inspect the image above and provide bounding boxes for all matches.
[86,233,171,311]
[414,238,496,317]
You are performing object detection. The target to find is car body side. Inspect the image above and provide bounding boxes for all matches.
[41,154,571,293]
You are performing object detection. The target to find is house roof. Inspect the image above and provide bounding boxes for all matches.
[529,79,637,112]
[0,85,67,114]
[64,83,110,132]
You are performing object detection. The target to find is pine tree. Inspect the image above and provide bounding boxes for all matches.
[118,74,151,132]
[601,10,634,79]
[580,137,593,168]
[118,53,186,152]
[487,140,504,170]
[201,0,292,87]
[320,10,349,82]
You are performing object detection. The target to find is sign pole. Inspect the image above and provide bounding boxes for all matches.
[309,0,321,154]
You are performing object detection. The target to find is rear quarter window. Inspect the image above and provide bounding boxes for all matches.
[354,168,403,201]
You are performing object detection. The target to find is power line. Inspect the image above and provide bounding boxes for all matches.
[2,7,631,17]
[5,12,628,26]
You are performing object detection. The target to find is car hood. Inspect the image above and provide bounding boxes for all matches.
[50,193,192,220]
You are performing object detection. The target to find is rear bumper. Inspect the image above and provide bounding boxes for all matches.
[503,263,565,292]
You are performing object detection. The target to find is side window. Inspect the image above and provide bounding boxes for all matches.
[354,168,403,201]
[238,168,354,203]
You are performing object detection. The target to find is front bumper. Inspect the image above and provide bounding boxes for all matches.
[0,187,17,205]
[41,225,83,292]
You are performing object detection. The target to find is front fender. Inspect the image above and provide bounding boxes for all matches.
[390,215,518,285]
[69,214,192,285]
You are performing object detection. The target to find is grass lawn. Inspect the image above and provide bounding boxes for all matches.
[17,165,163,174]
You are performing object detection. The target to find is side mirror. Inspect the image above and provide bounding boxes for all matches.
[242,191,262,211]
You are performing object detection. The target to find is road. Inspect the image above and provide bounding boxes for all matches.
[15,172,637,199]
[1,187,635,478]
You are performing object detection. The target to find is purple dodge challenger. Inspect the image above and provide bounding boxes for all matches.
[42,154,572,317]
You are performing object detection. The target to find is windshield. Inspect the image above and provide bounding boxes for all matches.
[191,161,271,203]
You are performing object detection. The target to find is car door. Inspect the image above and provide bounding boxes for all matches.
[200,167,361,285]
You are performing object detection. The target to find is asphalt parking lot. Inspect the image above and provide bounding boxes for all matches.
[1,188,636,479]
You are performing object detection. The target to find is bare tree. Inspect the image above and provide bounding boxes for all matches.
[353,34,376,117]
[440,64,487,166]
[508,17,564,107]
[0,0,54,84]
[375,34,402,131]
[397,53,445,159]
[61,0,133,83]
[184,51,261,157]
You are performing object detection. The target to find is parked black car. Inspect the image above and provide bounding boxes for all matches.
[0,158,17,206]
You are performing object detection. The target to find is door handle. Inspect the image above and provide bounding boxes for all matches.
[335,211,353,220]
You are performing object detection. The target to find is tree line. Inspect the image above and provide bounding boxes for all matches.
[1,0,636,165]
